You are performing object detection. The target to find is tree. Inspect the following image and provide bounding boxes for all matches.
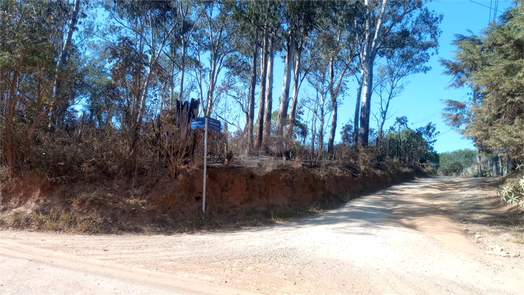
[306,69,330,155]
[340,121,354,146]
[440,33,484,176]
[444,3,524,158]
[268,0,318,139]
[254,0,271,149]
[104,0,179,153]
[223,0,269,152]
[320,1,360,153]
[175,0,200,103]
[393,116,408,161]
[441,2,524,176]
[285,1,319,140]
[357,0,441,146]
[438,149,477,176]
[373,43,431,142]
[193,0,236,117]
[0,0,73,173]
[50,0,81,127]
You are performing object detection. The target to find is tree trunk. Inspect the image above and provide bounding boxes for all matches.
[353,75,363,146]
[359,0,388,146]
[26,77,50,167]
[135,16,177,149]
[311,109,317,157]
[176,0,199,102]
[310,92,319,157]
[246,31,258,153]
[262,36,274,144]
[377,91,393,144]
[50,0,81,125]
[4,61,23,174]
[276,38,294,137]
[205,54,217,116]
[255,26,269,150]
[318,92,326,155]
[398,131,402,162]
[286,50,301,138]
[476,148,482,177]
[359,56,374,146]
[327,58,336,153]
[178,38,186,101]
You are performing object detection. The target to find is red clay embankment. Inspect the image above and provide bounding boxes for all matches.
[0,162,418,231]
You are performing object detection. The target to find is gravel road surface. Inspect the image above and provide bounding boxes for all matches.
[1,177,523,294]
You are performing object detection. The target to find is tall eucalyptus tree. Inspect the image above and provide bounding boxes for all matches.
[356,0,441,146]
[275,0,318,138]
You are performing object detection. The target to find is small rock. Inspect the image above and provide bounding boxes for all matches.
[485,250,510,257]
[491,246,504,252]
[474,233,483,240]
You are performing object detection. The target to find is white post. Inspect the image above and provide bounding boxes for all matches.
[202,116,208,218]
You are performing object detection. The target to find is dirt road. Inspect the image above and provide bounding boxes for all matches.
[1,177,523,294]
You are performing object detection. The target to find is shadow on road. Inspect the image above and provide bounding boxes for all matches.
[275,177,502,238]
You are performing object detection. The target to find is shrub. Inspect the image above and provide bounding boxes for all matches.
[499,173,524,208]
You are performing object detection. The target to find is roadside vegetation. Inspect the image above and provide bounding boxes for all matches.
[441,1,524,210]
[1,0,522,231]
[0,0,440,182]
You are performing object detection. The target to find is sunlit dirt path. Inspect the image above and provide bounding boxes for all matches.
[1,177,523,294]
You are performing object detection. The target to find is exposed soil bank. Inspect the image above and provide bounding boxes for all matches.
[0,162,418,232]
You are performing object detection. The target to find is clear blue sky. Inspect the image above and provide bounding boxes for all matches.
[384,0,514,153]
[263,0,514,154]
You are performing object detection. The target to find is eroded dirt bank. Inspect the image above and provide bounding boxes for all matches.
[0,177,522,295]
[0,162,415,231]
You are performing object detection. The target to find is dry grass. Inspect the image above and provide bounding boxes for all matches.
[512,229,524,244]
[0,209,141,234]
[0,150,417,234]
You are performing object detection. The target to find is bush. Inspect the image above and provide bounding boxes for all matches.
[499,172,524,208]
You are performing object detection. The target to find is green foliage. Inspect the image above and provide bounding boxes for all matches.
[378,120,439,167]
[340,121,354,146]
[427,151,439,167]
[499,174,524,209]
[441,2,524,158]
[438,149,477,176]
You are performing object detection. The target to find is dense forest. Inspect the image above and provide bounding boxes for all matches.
[1,0,510,183]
